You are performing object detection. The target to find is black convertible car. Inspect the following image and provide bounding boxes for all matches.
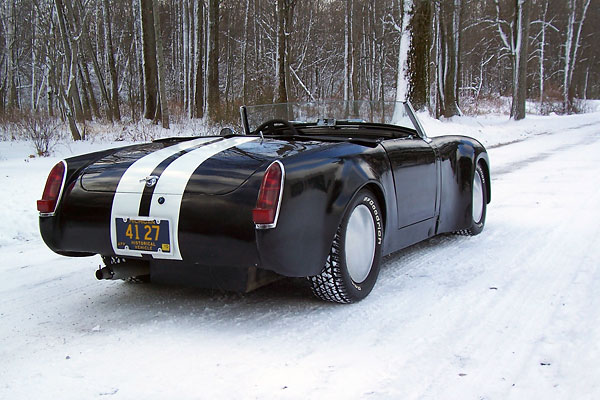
[38,101,490,303]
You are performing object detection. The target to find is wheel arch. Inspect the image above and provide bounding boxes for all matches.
[361,181,387,232]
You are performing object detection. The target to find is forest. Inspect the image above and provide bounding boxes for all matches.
[0,0,597,141]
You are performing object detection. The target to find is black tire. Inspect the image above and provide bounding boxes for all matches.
[101,255,151,283]
[456,163,487,236]
[308,189,383,303]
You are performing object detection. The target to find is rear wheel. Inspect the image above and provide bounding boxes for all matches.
[308,189,383,303]
[456,163,487,236]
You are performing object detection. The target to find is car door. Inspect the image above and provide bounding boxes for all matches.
[381,137,438,228]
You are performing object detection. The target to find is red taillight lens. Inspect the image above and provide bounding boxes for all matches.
[37,161,66,214]
[253,161,283,226]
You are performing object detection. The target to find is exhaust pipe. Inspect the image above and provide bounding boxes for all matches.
[95,260,150,281]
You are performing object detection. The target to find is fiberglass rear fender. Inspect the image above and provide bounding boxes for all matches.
[256,143,395,278]
[431,135,490,234]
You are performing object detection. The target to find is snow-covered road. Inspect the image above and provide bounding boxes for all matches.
[1,116,599,399]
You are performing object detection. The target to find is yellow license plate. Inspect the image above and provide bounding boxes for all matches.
[115,218,171,253]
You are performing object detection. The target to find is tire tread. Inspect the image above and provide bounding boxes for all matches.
[307,228,353,304]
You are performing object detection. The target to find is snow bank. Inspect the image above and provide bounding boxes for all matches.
[418,109,600,148]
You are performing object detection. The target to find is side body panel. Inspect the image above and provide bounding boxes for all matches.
[378,137,440,256]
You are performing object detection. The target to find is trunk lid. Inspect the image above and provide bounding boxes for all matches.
[80,136,330,195]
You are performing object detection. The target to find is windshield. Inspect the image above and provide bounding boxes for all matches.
[241,100,417,134]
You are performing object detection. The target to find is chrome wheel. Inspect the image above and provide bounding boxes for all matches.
[345,204,376,283]
[472,169,484,224]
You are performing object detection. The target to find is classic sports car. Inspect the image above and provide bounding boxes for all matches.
[38,101,490,303]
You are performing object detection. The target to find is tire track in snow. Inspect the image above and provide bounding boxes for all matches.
[344,120,600,398]
[490,121,600,177]
[373,122,600,399]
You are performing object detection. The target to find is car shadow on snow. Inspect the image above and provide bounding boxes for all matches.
[75,233,468,329]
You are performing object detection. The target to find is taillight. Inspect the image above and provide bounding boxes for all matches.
[37,161,66,214]
[253,161,284,228]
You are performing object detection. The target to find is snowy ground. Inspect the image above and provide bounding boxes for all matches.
[1,111,599,399]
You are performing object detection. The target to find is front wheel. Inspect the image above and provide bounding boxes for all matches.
[456,163,488,236]
[308,189,383,303]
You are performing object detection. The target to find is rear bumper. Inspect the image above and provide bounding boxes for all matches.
[39,180,264,271]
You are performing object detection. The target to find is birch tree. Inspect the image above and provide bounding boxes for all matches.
[54,0,83,139]
[1,0,600,129]
[388,0,412,123]
[562,0,591,113]
[393,0,412,103]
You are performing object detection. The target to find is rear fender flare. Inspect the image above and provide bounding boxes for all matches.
[256,151,393,277]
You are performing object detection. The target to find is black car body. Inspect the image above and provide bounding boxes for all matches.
[38,101,490,303]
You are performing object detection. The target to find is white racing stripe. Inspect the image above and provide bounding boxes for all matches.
[114,137,217,196]
[110,136,257,260]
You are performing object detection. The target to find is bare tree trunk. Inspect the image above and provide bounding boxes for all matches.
[62,49,83,140]
[73,0,113,121]
[133,3,145,120]
[188,0,196,118]
[152,0,169,128]
[31,5,37,111]
[276,0,287,103]
[430,0,440,117]
[437,0,460,118]
[407,0,431,110]
[394,0,412,104]
[81,62,101,119]
[562,0,591,113]
[284,1,295,104]
[54,0,84,138]
[47,58,55,117]
[491,0,529,120]
[194,0,204,118]
[583,65,589,100]
[183,0,190,115]
[510,0,530,120]
[7,0,19,110]
[538,1,548,109]
[224,8,231,113]
[343,0,350,105]
[102,0,121,121]
[242,0,250,104]
[140,0,159,120]
[207,0,220,121]
[351,0,360,115]
[77,63,92,120]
